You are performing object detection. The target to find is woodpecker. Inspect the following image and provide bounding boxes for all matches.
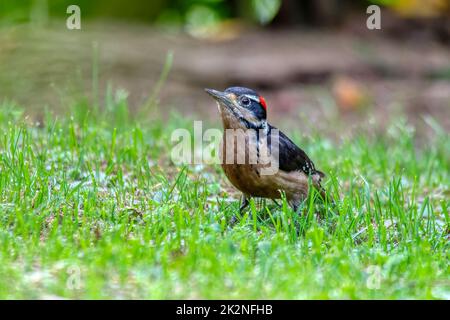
[205,86,325,213]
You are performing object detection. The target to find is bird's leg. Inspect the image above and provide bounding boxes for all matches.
[230,195,249,225]
[288,200,305,235]
[239,195,250,212]
[289,200,301,215]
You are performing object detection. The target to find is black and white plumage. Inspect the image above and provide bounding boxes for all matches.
[205,86,325,213]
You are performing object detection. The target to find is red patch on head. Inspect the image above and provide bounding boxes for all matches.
[259,96,267,111]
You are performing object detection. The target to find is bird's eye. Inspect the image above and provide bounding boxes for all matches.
[239,96,251,107]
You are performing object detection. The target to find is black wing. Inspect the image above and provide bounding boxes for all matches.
[269,124,324,177]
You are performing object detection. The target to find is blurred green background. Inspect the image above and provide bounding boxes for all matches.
[1,0,288,27]
[1,0,448,27]
[0,0,449,135]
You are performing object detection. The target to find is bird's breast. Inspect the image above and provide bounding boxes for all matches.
[219,133,310,200]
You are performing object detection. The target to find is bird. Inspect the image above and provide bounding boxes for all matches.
[205,86,326,215]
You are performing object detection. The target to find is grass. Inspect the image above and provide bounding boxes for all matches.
[0,95,448,299]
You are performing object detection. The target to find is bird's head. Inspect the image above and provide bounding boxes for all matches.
[205,86,268,130]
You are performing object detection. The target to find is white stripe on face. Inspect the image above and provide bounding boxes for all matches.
[245,95,260,103]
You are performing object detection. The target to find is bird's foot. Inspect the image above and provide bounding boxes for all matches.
[228,195,250,225]
[229,215,239,225]
[239,195,249,212]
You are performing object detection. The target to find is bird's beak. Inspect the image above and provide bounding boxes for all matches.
[204,88,233,108]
